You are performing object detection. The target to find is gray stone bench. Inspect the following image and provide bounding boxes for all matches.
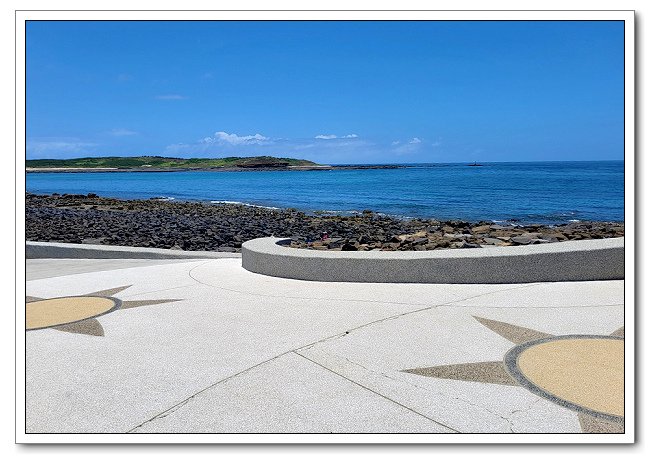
[242,237,624,284]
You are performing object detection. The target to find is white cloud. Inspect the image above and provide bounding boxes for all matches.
[26,138,97,158]
[392,137,423,155]
[155,94,187,100]
[315,133,359,140]
[165,131,273,155]
[164,131,438,163]
[164,131,375,162]
[203,131,272,146]
[109,128,138,137]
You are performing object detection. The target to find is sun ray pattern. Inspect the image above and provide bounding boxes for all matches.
[26,285,181,336]
[610,326,624,338]
[53,318,105,337]
[402,315,624,433]
[84,285,133,297]
[579,413,625,434]
[120,299,181,310]
[403,361,519,386]
[472,316,551,344]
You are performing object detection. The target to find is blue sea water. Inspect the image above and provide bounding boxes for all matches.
[26,161,624,224]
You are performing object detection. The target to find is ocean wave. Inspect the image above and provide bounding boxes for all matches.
[210,200,280,210]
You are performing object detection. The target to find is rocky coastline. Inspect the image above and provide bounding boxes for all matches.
[26,193,624,253]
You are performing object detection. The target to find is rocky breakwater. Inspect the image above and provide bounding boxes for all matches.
[26,193,624,253]
[286,220,624,251]
[26,193,440,252]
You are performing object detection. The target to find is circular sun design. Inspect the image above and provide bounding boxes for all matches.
[26,285,180,336]
[504,334,623,423]
[402,316,624,433]
[27,296,121,330]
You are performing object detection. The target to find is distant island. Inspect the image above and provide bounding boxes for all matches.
[25,156,403,172]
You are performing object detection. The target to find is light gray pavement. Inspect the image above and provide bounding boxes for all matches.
[26,258,201,281]
[25,257,625,434]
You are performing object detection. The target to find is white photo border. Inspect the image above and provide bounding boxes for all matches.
[15,8,635,445]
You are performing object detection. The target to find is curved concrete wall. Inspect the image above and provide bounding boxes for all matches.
[26,241,240,260]
[242,237,624,284]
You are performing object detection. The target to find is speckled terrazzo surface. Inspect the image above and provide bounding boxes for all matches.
[23,256,627,437]
[516,338,623,417]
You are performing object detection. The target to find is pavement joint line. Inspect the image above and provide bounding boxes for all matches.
[299,282,546,352]
[26,258,210,282]
[27,262,208,288]
[186,260,215,280]
[442,303,623,309]
[186,262,438,307]
[293,351,459,433]
[507,397,544,420]
[298,347,524,431]
[126,350,299,433]
[187,261,544,308]
[125,281,544,433]
[118,283,203,299]
[27,261,212,299]
[126,298,436,432]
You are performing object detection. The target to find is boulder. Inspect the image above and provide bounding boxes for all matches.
[472,225,491,234]
[483,237,505,246]
[511,236,532,245]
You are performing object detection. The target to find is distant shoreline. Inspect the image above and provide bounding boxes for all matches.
[26,165,404,173]
[25,155,407,173]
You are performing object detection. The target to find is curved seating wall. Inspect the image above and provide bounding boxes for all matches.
[241,237,624,284]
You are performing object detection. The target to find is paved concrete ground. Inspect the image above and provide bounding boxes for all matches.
[25,257,625,434]
[26,258,201,281]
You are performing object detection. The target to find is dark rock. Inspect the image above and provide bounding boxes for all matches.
[25,193,624,254]
[511,236,532,245]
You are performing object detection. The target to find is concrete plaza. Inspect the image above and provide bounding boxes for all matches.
[25,256,625,435]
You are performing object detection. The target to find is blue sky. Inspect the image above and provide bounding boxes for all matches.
[26,20,624,163]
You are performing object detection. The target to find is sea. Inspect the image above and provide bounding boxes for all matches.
[25,161,624,224]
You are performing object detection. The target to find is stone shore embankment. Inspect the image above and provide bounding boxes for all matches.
[26,193,624,252]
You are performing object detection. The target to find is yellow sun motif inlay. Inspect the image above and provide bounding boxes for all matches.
[26,296,118,330]
[402,315,624,433]
[515,337,624,417]
[26,285,180,337]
